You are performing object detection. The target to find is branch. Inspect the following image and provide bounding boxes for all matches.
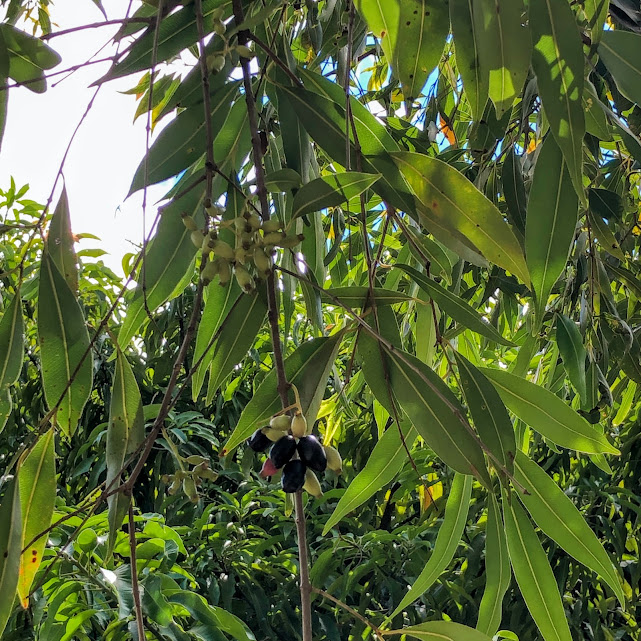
[128,503,145,641]
[40,18,153,40]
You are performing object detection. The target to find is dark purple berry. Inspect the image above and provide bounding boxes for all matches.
[269,435,297,468]
[248,429,271,452]
[297,435,327,473]
[281,460,306,493]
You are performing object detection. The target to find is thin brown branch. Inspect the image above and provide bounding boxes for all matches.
[40,18,153,40]
[129,503,145,641]
[248,32,303,88]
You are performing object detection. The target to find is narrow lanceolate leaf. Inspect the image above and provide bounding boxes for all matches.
[391,474,473,617]
[503,493,573,641]
[454,352,516,474]
[513,451,624,605]
[384,621,493,641]
[45,186,78,292]
[0,291,23,388]
[530,0,585,198]
[292,172,380,220]
[0,477,22,636]
[319,287,413,308]
[482,368,619,455]
[0,388,11,434]
[598,30,641,107]
[391,152,530,286]
[323,421,417,535]
[192,281,241,401]
[588,187,625,260]
[106,350,145,558]
[38,253,93,437]
[556,314,587,403]
[501,148,527,236]
[388,349,490,484]
[223,334,344,454]
[525,136,578,320]
[129,81,240,193]
[450,0,489,121]
[396,265,515,346]
[356,0,449,101]
[18,429,55,608]
[475,0,531,117]
[117,189,204,349]
[205,288,268,403]
[477,493,510,636]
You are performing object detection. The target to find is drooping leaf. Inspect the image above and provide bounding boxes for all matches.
[450,0,489,121]
[598,30,641,107]
[476,493,510,636]
[355,0,449,101]
[0,477,22,636]
[205,287,268,403]
[323,421,417,535]
[292,172,380,220]
[556,314,587,403]
[530,0,585,197]
[501,148,527,236]
[106,349,145,558]
[0,388,10,434]
[264,168,303,192]
[46,186,78,292]
[396,264,516,346]
[0,291,23,388]
[475,0,531,117]
[503,492,573,641]
[320,286,413,308]
[391,474,473,616]
[223,333,344,454]
[391,152,530,286]
[17,429,55,608]
[588,187,625,260]
[454,351,516,473]
[384,621,492,641]
[129,81,240,194]
[0,24,61,93]
[38,253,93,437]
[482,368,619,454]
[584,80,612,141]
[525,136,578,321]
[192,281,242,402]
[513,451,624,605]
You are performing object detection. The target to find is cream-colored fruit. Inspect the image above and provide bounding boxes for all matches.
[211,239,235,260]
[261,427,286,442]
[269,415,292,431]
[182,215,198,231]
[191,230,205,249]
[324,445,343,474]
[291,413,307,438]
[303,469,323,498]
[235,263,254,293]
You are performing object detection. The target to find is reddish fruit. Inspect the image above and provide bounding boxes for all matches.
[260,458,278,478]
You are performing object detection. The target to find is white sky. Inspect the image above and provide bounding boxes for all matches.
[0,0,169,274]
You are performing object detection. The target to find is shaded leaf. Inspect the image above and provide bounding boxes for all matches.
[384,621,492,641]
[0,477,22,636]
[320,286,413,308]
[501,148,527,236]
[46,186,78,292]
[0,388,10,434]
[599,30,641,107]
[0,291,23,388]
[588,188,625,260]
[556,314,587,402]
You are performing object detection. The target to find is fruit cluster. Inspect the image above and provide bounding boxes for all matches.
[205,7,255,74]
[162,455,218,503]
[183,208,303,293]
[247,412,342,496]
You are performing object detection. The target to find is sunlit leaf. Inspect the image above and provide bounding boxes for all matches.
[384,621,492,641]
[0,477,22,635]
[0,291,23,388]
[556,314,587,403]
[46,186,78,292]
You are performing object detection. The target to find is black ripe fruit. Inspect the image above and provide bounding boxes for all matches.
[297,435,327,473]
[269,435,297,468]
[248,429,271,452]
[281,460,306,493]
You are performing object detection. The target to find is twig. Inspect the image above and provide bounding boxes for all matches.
[40,18,153,40]
[129,503,145,641]
[248,32,302,88]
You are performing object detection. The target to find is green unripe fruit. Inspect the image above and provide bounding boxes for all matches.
[324,445,342,474]
[262,231,286,245]
[261,426,286,442]
[191,230,205,249]
[213,19,226,36]
[290,412,307,438]
[207,53,226,74]
[253,247,272,274]
[182,214,198,231]
[76,528,98,553]
[211,6,224,20]
[235,263,254,293]
[201,259,220,285]
[185,455,208,465]
[303,469,323,498]
[234,247,248,265]
[236,44,253,59]
[277,233,305,248]
[261,219,282,233]
[211,239,235,260]
[206,204,225,218]
[168,477,181,495]
[218,259,232,286]
[269,415,291,431]
[183,477,199,503]
[245,212,262,231]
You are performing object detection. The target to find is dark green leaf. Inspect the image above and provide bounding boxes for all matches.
[46,186,78,292]
[599,30,641,107]
[320,286,413,308]
[0,477,22,637]
[385,621,492,641]
[556,314,587,402]
[0,291,23,388]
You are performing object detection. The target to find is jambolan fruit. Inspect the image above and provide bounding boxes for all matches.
[248,429,271,453]
[281,460,306,493]
[297,435,327,473]
[260,458,278,479]
[269,435,297,468]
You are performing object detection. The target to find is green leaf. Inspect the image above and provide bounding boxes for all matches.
[501,148,527,236]
[387,348,490,483]
[205,287,269,403]
[481,368,619,454]
[391,152,530,286]
[129,81,240,194]
[530,0,585,197]
[598,30,641,107]
[17,429,55,607]
[264,168,303,192]
[106,349,145,558]
[355,0,449,101]
[38,253,93,437]
[503,492,573,641]
[222,334,344,455]
[606,263,641,299]
[588,188,625,260]
[475,0,531,117]
[454,352,516,473]
[513,451,624,605]
[0,291,23,388]
[323,421,417,535]
[117,188,204,348]
[0,477,22,636]
[556,314,587,403]
[391,474,473,617]
[292,172,381,220]
[45,186,78,292]
[192,281,242,401]
[0,388,10,434]
[450,0,489,121]
[386,622,492,641]
[477,493,510,636]
[525,136,578,320]
[584,80,612,141]
[0,24,61,93]
[395,265,515,346]
[320,286,413,308]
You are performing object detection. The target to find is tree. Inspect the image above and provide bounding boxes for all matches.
[0,0,640,639]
